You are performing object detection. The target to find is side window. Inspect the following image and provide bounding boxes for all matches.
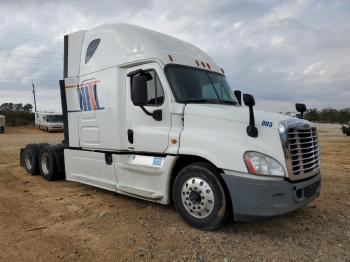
[85,39,100,64]
[132,70,164,107]
[145,71,164,106]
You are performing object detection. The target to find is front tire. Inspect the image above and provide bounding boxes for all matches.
[173,162,229,230]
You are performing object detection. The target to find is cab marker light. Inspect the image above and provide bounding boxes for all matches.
[195,60,200,66]
[221,68,225,74]
[171,138,177,144]
[201,61,206,68]
[206,63,211,69]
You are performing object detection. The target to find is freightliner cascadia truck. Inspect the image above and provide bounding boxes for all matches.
[20,24,321,230]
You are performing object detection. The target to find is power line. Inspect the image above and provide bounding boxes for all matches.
[0,47,62,56]
[0,31,63,41]
[0,77,60,80]
[0,66,62,71]
[0,78,60,83]
[0,30,44,37]
[0,60,61,66]
[0,53,62,60]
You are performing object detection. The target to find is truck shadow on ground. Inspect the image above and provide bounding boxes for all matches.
[72,180,323,240]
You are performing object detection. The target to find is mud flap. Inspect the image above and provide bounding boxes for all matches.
[19,148,25,167]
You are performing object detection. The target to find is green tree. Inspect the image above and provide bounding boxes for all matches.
[304,108,320,122]
[23,103,33,112]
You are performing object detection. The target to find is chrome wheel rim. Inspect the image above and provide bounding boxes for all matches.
[181,177,215,218]
[25,151,33,170]
[41,152,50,175]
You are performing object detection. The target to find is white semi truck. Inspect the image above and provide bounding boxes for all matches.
[35,112,64,132]
[20,24,321,229]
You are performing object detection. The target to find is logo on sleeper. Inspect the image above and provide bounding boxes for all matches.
[77,82,104,112]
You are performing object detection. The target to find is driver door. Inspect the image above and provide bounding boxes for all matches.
[125,63,171,153]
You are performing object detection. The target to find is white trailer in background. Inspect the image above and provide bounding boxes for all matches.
[35,112,63,132]
[20,24,321,230]
[0,115,5,133]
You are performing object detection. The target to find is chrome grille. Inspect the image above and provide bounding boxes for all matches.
[287,126,320,178]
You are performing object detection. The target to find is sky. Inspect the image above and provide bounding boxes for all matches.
[0,0,349,113]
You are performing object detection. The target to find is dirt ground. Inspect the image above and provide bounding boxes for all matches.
[0,124,349,262]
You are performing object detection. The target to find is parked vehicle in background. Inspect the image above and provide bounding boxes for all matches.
[341,122,350,136]
[20,24,321,230]
[0,115,5,133]
[35,112,63,132]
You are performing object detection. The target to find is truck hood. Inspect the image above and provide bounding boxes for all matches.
[180,103,304,173]
[184,104,295,129]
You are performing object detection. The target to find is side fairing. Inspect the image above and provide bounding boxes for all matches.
[65,67,126,150]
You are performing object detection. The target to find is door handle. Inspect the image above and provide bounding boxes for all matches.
[127,129,134,144]
[105,153,113,165]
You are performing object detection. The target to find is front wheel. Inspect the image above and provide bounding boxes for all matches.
[173,162,229,230]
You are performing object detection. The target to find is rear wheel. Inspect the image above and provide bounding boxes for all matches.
[24,144,41,175]
[0,127,4,133]
[173,162,229,230]
[39,145,62,181]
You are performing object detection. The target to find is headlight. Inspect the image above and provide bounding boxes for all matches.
[244,151,285,177]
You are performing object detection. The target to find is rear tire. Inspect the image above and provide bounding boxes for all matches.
[173,162,229,230]
[0,127,4,133]
[23,144,42,175]
[39,145,62,181]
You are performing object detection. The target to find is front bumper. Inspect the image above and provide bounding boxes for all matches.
[221,171,321,221]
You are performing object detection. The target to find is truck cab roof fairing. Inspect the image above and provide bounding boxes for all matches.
[78,23,222,75]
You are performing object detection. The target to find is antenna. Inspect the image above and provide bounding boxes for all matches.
[32,81,37,112]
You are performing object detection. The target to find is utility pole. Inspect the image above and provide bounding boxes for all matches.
[32,81,37,112]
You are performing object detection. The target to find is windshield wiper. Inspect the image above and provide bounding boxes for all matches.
[182,98,221,104]
[220,100,238,105]
[182,98,238,105]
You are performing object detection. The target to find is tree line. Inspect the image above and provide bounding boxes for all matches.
[304,108,350,124]
[0,103,34,126]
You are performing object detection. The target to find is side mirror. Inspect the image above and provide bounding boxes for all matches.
[131,75,148,106]
[243,93,255,107]
[243,94,258,138]
[295,103,307,119]
[295,103,307,113]
[129,73,162,122]
[234,90,242,106]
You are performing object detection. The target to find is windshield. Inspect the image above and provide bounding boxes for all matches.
[165,65,238,105]
[46,115,63,123]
